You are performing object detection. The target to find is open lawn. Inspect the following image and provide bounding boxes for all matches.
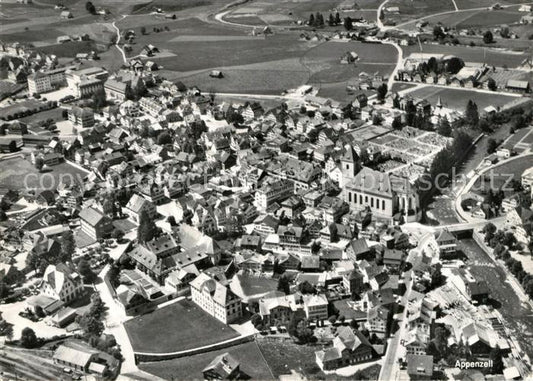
[139,341,274,380]
[402,44,528,68]
[0,157,88,191]
[19,107,65,125]
[387,0,456,16]
[455,0,530,9]
[36,41,98,58]
[124,299,240,353]
[256,339,325,378]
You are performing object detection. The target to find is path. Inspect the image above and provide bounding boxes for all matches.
[112,16,128,65]
[376,0,390,30]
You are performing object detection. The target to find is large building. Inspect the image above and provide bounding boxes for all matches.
[255,178,294,212]
[66,67,108,98]
[190,273,242,324]
[344,167,420,222]
[68,106,95,128]
[79,207,113,240]
[27,66,72,95]
[41,264,84,303]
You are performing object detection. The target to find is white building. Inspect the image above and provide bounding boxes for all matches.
[41,264,84,303]
[190,273,242,324]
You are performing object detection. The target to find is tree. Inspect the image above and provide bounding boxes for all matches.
[277,276,290,295]
[438,117,452,137]
[335,12,341,25]
[20,327,38,348]
[487,138,498,154]
[446,57,464,74]
[251,313,262,327]
[0,319,13,341]
[464,100,479,126]
[308,13,315,26]
[78,259,97,283]
[85,1,96,14]
[137,209,158,243]
[60,231,75,263]
[344,17,353,31]
[157,131,172,145]
[487,77,497,91]
[92,88,107,110]
[34,157,44,172]
[77,313,104,337]
[490,348,504,374]
[140,26,146,35]
[392,116,402,130]
[377,83,388,101]
[482,222,497,242]
[0,282,9,298]
[433,25,445,40]
[298,281,316,294]
[483,30,494,44]
[0,210,6,222]
[328,13,335,26]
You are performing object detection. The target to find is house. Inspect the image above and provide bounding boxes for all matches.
[124,193,157,224]
[506,79,530,93]
[203,353,240,380]
[258,294,296,325]
[53,342,99,372]
[343,269,364,295]
[383,249,403,268]
[366,305,390,338]
[435,229,457,259]
[79,207,113,240]
[406,354,433,380]
[0,263,22,285]
[60,11,73,19]
[68,107,95,128]
[209,70,224,78]
[302,294,328,321]
[346,238,371,260]
[190,273,242,324]
[521,165,533,189]
[315,327,373,370]
[41,264,84,303]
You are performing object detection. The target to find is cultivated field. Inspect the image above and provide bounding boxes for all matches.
[406,86,518,112]
[124,299,240,353]
[139,341,274,380]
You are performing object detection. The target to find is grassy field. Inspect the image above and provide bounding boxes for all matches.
[454,0,531,9]
[36,41,98,57]
[139,341,274,380]
[0,157,88,191]
[402,44,528,68]
[124,299,240,353]
[256,339,325,378]
[455,9,523,28]
[406,86,517,112]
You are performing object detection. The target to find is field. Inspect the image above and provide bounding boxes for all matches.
[139,341,274,380]
[406,86,518,113]
[472,154,533,197]
[256,339,325,378]
[402,44,529,68]
[0,157,88,191]
[455,9,524,28]
[124,299,240,353]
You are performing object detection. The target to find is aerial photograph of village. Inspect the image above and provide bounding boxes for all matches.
[0,0,532,380]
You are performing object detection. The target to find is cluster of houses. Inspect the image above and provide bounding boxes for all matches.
[398,53,531,94]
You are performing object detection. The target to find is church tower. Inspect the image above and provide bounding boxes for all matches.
[339,144,360,188]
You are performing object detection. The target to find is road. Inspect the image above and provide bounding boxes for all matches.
[95,265,138,375]
[376,0,390,30]
[379,275,413,381]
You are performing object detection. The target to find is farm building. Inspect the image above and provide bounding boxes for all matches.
[209,70,224,78]
[60,11,73,19]
[521,14,533,24]
[506,80,530,93]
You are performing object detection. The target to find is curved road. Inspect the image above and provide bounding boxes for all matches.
[112,16,128,65]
